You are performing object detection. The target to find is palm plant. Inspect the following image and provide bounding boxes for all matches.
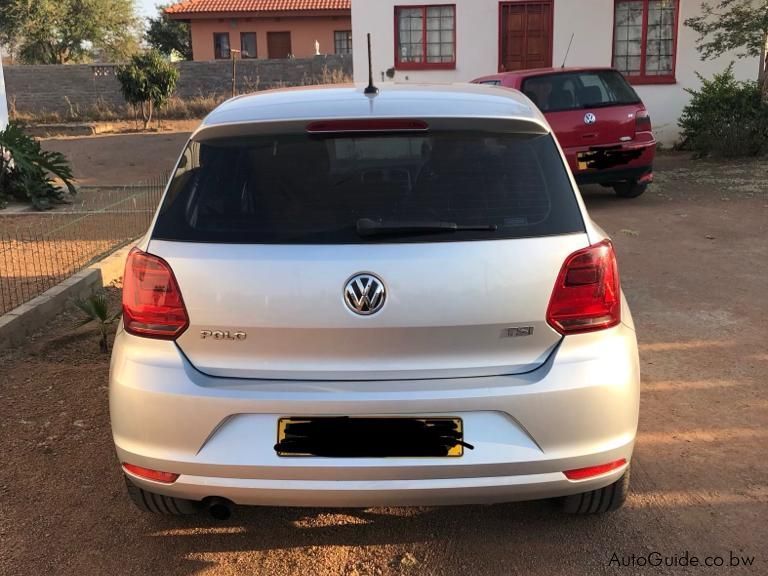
[74,291,122,353]
[0,121,76,209]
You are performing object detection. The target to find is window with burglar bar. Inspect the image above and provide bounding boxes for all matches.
[241,33,257,59]
[395,5,456,70]
[613,0,678,84]
[214,32,231,60]
[334,31,352,54]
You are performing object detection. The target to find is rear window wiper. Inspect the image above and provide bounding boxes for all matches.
[356,218,498,238]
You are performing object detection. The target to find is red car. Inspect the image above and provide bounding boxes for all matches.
[473,67,655,198]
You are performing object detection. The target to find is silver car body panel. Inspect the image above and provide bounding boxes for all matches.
[111,320,638,506]
[156,235,587,380]
[111,83,640,507]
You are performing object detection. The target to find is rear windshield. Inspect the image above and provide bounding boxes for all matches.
[152,130,584,244]
[522,70,640,113]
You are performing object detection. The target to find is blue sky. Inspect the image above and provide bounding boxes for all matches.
[137,0,161,17]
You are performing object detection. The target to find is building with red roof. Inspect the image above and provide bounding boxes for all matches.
[165,0,351,61]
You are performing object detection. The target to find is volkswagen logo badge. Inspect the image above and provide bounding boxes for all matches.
[584,112,597,125]
[344,273,386,316]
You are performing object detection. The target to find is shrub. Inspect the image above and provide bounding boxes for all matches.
[0,122,76,210]
[117,51,180,130]
[679,65,768,157]
[74,290,122,353]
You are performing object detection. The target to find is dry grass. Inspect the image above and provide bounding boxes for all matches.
[9,95,225,125]
[157,95,226,120]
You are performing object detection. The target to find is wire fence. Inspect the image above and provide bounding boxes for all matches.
[0,174,167,315]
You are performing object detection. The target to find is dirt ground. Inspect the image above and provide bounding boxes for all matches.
[0,137,766,575]
[42,131,192,186]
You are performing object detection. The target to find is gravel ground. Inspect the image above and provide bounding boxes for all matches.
[0,146,766,575]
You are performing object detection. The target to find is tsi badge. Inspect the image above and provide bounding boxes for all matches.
[201,330,247,341]
[506,326,534,338]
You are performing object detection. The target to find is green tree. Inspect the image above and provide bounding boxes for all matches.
[146,4,192,60]
[117,50,180,130]
[0,0,140,64]
[685,0,768,94]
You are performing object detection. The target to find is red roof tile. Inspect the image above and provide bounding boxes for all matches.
[165,0,350,14]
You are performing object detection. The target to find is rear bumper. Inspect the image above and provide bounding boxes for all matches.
[575,165,653,186]
[110,322,640,507]
[565,139,655,185]
[132,468,628,507]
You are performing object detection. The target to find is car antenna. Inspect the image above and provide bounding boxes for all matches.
[364,33,379,96]
[561,33,575,68]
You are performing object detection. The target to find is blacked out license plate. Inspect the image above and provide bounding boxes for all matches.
[275,416,467,458]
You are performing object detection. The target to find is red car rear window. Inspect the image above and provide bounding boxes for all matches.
[521,70,641,113]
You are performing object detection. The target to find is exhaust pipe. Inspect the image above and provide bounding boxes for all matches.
[206,497,233,520]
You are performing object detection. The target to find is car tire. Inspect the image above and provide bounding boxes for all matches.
[613,181,647,198]
[125,475,202,515]
[560,467,630,514]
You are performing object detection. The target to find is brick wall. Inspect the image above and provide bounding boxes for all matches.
[4,55,352,116]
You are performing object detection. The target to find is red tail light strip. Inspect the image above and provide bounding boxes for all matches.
[564,459,627,481]
[122,463,180,484]
[306,119,429,134]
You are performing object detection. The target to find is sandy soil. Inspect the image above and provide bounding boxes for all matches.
[0,143,766,575]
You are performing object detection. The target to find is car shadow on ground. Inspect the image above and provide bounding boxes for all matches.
[139,500,619,569]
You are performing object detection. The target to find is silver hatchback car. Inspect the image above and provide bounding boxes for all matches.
[111,84,640,518]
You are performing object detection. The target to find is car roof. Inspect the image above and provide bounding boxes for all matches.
[198,83,548,134]
[474,67,618,82]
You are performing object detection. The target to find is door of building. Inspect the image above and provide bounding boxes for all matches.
[267,32,293,59]
[499,1,553,72]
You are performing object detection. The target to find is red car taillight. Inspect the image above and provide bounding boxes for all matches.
[122,248,189,339]
[546,240,621,335]
[635,109,652,133]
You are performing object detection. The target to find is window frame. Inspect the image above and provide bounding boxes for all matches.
[334,30,353,55]
[240,32,257,59]
[394,4,457,71]
[611,0,679,85]
[213,32,231,60]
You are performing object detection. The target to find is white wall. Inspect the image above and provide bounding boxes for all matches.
[352,0,502,84]
[353,0,761,145]
[0,60,8,130]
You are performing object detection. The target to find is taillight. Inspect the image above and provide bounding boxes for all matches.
[122,248,189,339]
[122,463,179,484]
[546,240,621,334]
[635,109,652,133]
[564,459,627,481]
